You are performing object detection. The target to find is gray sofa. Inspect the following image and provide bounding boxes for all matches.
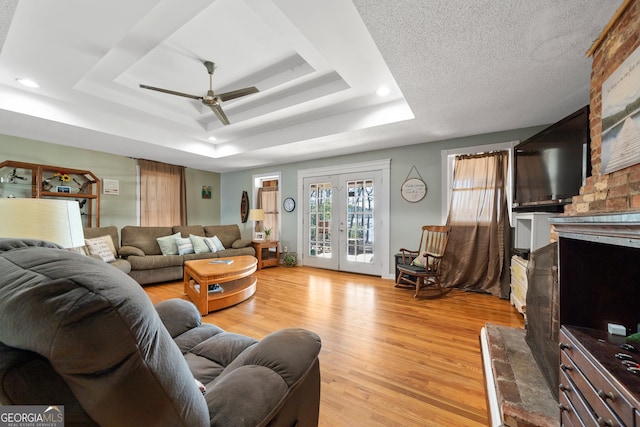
[0,238,321,426]
[117,224,255,285]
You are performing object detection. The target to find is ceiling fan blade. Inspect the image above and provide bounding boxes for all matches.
[217,86,259,102]
[139,84,202,100]
[210,104,230,125]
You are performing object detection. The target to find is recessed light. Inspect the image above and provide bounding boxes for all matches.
[16,78,39,88]
[376,86,390,97]
[208,136,217,141]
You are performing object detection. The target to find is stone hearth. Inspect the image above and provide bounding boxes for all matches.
[481,323,559,427]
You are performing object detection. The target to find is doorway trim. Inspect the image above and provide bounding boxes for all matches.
[297,159,391,277]
[252,171,282,239]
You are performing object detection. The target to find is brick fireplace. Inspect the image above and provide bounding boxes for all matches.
[482,2,640,425]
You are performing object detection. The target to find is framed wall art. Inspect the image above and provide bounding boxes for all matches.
[601,43,640,174]
[103,179,120,195]
[201,185,212,199]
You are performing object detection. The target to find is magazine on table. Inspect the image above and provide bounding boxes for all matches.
[208,284,223,293]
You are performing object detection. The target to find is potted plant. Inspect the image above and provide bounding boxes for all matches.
[283,252,297,267]
[264,228,272,241]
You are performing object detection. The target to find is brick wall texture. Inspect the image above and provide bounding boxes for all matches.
[564,0,640,216]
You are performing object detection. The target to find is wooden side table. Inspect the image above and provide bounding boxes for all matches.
[251,240,280,269]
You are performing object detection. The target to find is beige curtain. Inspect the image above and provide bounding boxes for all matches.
[441,151,511,298]
[139,159,186,226]
[258,186,279,240]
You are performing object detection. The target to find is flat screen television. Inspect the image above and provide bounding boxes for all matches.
[513,105,591,212]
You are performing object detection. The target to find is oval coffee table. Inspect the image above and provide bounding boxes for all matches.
[184,256,257,315]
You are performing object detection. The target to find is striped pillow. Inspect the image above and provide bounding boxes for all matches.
[204,236,225,252]
[175,237,195,255]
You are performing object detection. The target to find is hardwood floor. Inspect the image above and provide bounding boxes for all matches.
[144,266,524,427]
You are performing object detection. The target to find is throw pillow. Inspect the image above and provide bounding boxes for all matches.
[411,253,427,268]
[203,237,218,253]
[90,235,117,257]
[85,237,117,263]
[156,232,181,255]
[175,237,195,255]
[190,234,211,254]
[231,239,252,249]
[412,252,436,269]
[210,235,225,252]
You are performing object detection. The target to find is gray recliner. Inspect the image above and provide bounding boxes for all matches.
[0,238,321,426]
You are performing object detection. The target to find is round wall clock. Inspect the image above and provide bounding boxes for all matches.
[401,177,427,203]
[283,197,296,212]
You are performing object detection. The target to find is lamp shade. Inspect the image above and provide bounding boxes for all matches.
[248,209,265,222]
[0,199,85,248]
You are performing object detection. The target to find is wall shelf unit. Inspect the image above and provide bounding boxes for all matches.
[513,212,555,252]
[0,160,101,227]
[509,212,555,317]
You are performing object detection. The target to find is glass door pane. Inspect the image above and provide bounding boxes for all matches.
[338,172,380,275]
[304,178,338,270]
[309,182,332,259]
[345,179,374,264]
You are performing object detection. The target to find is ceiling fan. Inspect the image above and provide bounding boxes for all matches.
[139,60,258,125]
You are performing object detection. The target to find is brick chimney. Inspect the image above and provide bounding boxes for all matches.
[564,0,640,216]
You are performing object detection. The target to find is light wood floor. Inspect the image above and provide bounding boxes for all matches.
[144,266,524,427]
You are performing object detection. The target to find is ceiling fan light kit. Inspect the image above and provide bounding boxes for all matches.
[139,60,258,125]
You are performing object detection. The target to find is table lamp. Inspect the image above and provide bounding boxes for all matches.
[248,208,265,237]
[0,198,85,248]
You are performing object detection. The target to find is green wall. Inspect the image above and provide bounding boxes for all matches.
[185,168,221,226]
[2,125,545,277]
[0,134,221,230]
[221,126,546,276]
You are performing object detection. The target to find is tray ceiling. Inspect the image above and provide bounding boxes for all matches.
[0,0,623,172]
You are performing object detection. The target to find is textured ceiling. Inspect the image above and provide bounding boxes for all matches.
[0,0,623,172]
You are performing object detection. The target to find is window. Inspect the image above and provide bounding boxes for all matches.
[441,141,517,225]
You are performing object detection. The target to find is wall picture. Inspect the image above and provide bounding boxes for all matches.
[601,44,640,174]
[103,178,120,195]
[201,185,212,199]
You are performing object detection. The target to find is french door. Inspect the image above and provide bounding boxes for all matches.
[302,170,384,276]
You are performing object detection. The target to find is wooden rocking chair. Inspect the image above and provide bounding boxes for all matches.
[395,225,451,298]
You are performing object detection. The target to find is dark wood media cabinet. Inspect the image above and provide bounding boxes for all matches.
[559,326,639,426]
[552,213,640,427]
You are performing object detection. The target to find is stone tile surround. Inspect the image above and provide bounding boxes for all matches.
[484,323,559,427]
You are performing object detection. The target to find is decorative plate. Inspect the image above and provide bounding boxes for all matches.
[401,177,427,203]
